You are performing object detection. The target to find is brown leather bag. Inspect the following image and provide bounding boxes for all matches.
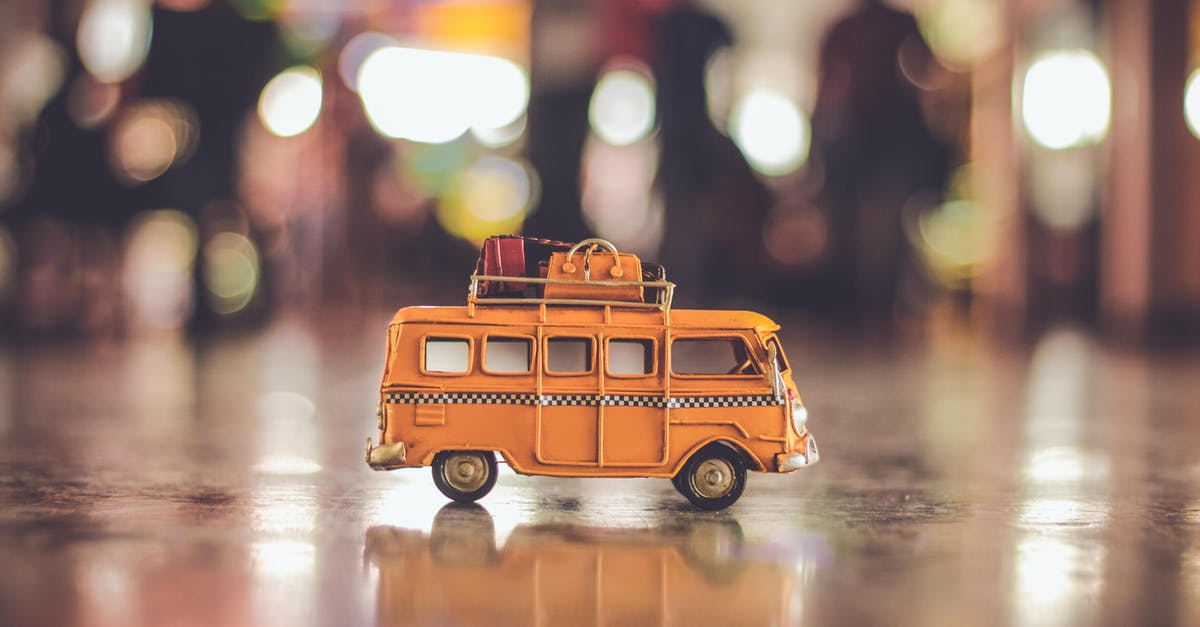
[544,239,643,302]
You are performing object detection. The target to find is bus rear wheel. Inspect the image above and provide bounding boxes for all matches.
[676,445,746,510]
[432,450,498,503]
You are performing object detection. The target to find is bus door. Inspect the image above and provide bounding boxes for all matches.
[536,332,600,465]
[667,333,777,443]
[600,335,668,467]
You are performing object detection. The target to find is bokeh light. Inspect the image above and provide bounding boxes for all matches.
[3,34,66,124]
[76,0,153,83]
[471,115,526,148]
[1183,68,1200,140]
[0,227,15,300]
[231,0,283,21]
[916,0,1003,68]
[157,0,210,11]
[580,135,662,256]
[437,156,536,242]
[0,143,20,206]
[358,46,529,144]
[337,32,396,92]
[1021,50,1111,150]
[122,210,198,330]
[730,88,810,176]
[762,206,827,269]
[703,46,735,131]
[109,100,198,184]
[468,55,530,131]
[278,9,341,58]
[1028,149,1096,230]
[66,74,121,129]
[588,68,656,146]
[202,231,260,315]
[916,199,997,286]
[257,66,323,138]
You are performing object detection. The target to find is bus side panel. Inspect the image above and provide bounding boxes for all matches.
[601,405,666,465]
[664,387,785,474]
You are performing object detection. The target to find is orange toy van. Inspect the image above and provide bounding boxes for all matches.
[366,238,819,509]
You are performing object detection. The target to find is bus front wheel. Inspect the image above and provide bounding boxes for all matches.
[432,450,498,503]
[675,445,746,510]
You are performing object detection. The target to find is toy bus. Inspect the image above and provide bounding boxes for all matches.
[366,238,818,509]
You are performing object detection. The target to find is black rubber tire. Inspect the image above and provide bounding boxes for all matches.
[432,450,498,503]
[671,472,688,496]
[676,445,747,511]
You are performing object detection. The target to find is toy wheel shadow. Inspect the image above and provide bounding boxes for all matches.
[665,517,746,582]
[430,502,498,566]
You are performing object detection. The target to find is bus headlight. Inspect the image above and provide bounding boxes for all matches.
[791,399,807,430]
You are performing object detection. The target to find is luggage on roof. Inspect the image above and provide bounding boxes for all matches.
[470,236,673,309]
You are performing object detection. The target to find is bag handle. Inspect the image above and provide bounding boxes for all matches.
[560,238,625,279]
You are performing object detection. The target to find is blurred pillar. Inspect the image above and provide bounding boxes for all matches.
[972,2,1025,331]
[1101,0,1152,336]
[524,0,601,242]
[1148,0,1200,332]
[1102,0,1200,337]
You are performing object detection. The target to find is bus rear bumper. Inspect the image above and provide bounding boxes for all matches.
[776,434,819,472]
[366,438,408,470]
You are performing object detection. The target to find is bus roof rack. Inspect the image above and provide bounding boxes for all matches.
[468,273,676,312]
[469,236,676,314]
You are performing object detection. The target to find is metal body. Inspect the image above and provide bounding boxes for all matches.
[366,303,818,484]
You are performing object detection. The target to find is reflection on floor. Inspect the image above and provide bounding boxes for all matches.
[366,504,806,627]
[0,312,1198,626]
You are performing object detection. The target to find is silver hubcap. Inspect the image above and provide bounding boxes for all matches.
[444,453,487,492]
[692,458,735,499]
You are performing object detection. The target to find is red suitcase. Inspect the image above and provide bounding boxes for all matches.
[477,236,527,296]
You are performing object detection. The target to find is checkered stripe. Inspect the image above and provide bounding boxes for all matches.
[385,392,536,405]
[385,392,782,408]
[666,394,780,408]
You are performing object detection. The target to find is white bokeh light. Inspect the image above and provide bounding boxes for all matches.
[1021,50,1111,150]
[588,69,656,146]
[470,55,530,131]
[358,46,529,144]
[730,89,810,176]
[76,0,152,83]
[258,66,323,138]
[1184,68,1200,139]
[337,32,396,92]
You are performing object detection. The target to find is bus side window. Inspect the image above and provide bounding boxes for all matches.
[424,337,471,374]
[607,338,655,376]
[484,336,533,374]
[671,337,760,376]
[546,337,593,373]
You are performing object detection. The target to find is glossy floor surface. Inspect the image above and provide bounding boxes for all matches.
[2,310,1199,627]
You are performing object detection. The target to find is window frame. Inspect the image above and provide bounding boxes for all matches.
[669,335,763,379]
[766,336,790,373]
[542,335,597,376]
[604,336,659,378]
[481,334,536,376]
[420,334,475,376]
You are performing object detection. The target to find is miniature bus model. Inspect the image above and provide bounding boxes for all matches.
[366,238,818,510]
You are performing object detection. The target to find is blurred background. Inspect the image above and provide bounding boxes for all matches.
[2,0,1198,341]
[6,3,1200,626]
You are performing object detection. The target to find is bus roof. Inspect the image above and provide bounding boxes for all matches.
[389,305,781,334]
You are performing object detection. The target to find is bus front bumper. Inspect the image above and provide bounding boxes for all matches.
[776,434,819,472]
[366,438,407,470]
